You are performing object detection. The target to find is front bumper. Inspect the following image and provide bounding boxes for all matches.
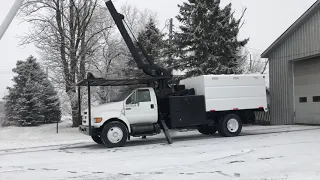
[79,125,99,136]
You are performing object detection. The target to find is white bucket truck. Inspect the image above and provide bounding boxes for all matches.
[79,74,267,148]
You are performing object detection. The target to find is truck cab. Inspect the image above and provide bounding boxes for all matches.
[80,87,160,147]
[124,88,158,125]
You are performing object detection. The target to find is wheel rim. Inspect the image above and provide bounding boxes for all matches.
[107,127,123,144]
[227,118,239,133]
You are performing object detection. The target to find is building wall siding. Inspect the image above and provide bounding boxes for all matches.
[268,9,320,125]
[272,10,320,62]
[269,55,294,125]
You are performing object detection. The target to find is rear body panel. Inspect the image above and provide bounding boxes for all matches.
[180,75,268,112]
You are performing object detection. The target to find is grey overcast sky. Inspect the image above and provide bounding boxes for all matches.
[0,0,317,99]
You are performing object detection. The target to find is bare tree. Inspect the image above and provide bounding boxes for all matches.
[18,0,158,126]
[93,4,157,104]
[242,50,269,74]
[19,0,113,127]
[120,3,157,36]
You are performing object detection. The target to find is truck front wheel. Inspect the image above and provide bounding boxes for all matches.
[91,135,103,144]
[101,122,128,148]
[218,114,242,137]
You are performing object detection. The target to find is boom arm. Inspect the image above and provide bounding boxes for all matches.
[0,0,25,40]
[105,0,172,78]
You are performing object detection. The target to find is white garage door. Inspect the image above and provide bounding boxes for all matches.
[294,57,320,124]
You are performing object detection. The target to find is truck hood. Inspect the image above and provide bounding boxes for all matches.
[82,101,124,125]
[90,101,124,114]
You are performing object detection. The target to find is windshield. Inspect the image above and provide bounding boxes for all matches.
[111,90,133,102]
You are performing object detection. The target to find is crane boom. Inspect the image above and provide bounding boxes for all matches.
[105,0,172,79]
[0,0,25,40]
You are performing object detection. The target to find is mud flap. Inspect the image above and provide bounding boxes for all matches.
[159,120,173,144]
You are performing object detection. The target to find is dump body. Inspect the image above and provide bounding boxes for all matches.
[180,75,268,112]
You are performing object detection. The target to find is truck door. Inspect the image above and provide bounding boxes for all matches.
[125,89,158,124]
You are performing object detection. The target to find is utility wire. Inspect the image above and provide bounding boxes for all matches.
[123,20,139,42]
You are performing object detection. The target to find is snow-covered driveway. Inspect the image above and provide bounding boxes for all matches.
[1,124,320,180]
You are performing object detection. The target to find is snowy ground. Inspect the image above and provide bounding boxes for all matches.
[1,122,320,180]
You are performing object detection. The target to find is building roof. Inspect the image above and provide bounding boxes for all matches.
[261,0,320,58]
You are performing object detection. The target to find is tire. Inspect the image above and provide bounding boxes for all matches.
[197,125,217,135]
[100,122,128,148]
[91,135,103,144]
[218,114,242,137]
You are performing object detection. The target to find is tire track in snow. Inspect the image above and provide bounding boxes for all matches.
[149,148,254,175]
[0,142,94,155]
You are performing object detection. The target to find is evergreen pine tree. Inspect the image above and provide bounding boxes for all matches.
[40,78,61,123]
[18,78,43,125]
[175,0,249,77]
[137,19,166,67]
[4,56,61,126]
[3,87,20,125]
[124,18,167,78]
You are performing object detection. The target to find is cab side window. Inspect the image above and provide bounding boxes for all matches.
[137,89,151,102]
[126,91,137,104]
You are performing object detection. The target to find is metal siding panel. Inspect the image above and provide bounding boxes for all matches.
[297,25,303,57]
[318,11,320,52]
[293,28,298,59]
[310,15,315,55]
[287,61,294,124]
[311,12,316,51]
[269,57,277,124]
[318,11,320,55]
[306,19,310,55]
[269,51,294,125]
[269,55,291,125]
[316,11,319,52]
[304,19,308,56]
[284,59,290,124]
[284,60,288,123]
[302,21,307,57]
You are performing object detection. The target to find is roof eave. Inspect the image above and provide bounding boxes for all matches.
[261,0,320,59]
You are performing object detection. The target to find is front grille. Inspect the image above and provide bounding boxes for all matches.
[81,115,86,124]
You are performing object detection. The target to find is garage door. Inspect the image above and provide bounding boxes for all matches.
[294,57,320,124]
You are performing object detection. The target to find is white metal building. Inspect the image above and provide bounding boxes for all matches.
[262,0,320,125]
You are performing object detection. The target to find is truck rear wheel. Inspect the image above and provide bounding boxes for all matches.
[197,125,217,135]
[218,114,242,137]
[101,122,128,148]
[91,135,103,144]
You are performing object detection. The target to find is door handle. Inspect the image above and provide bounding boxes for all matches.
[126,108,131,110]
[151,104,154,109]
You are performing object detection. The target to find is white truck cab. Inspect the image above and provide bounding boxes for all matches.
[80,87,160,147]
[82,88,158,129]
